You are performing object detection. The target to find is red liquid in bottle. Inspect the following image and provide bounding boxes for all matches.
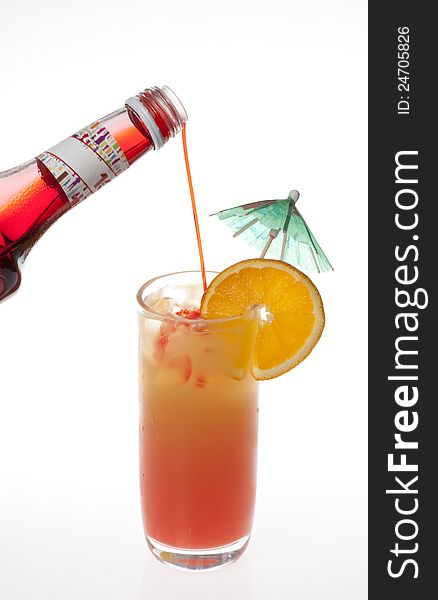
[0,159,68,299]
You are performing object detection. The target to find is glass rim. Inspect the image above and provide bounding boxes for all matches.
[136,270,259,324]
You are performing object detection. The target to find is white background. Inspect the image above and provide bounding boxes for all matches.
[0,1,367,598]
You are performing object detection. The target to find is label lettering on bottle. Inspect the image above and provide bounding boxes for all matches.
[38,121,129,205]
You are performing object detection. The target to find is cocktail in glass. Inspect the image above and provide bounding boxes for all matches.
[137,271,259,570]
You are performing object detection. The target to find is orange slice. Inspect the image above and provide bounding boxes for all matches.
[200,259,325,380]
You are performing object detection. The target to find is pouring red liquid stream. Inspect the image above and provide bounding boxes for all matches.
[181,124,207,291]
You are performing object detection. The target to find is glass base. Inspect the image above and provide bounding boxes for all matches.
[146,534,250,571]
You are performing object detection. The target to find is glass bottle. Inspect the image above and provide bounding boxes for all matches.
[0,85,187,303]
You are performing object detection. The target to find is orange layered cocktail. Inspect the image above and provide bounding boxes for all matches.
[137,271,259,569]
[137,260,325,570]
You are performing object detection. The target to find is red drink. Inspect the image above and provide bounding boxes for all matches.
[137,272,259,569]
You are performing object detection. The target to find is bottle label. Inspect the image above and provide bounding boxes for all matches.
[38,121,129,205]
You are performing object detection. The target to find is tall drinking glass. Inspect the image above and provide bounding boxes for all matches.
[137,271,259,570]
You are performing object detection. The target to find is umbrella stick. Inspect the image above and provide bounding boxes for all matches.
[280,230,288,260]
[297,207,332,272]
[233,217,259,238]
[260,238,273,258]
[280,200,294,261]
[309,247,321,273]
[261,229,279,258]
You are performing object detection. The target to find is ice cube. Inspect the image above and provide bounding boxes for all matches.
[162,285,187,305]
[144,286,188,316]
[152,297,178,316]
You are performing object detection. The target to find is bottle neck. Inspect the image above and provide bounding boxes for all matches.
[37,86,187,206]
[105,86,188,164]
[126,86,188,151]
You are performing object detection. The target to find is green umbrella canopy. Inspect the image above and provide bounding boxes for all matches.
[211,190,333,273]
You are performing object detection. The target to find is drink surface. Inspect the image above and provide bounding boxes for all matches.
[139,279,258,549]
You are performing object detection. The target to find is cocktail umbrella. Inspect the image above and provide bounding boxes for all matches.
[211,190,333,273]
